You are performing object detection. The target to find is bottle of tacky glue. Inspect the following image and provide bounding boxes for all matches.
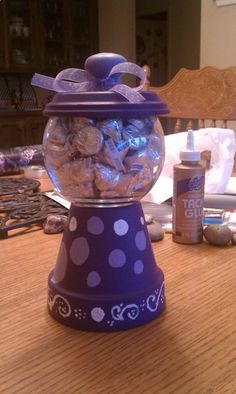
[172,130,205,244]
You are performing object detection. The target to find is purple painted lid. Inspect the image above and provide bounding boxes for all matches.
[43,91,168,117]
[43,53,169,118]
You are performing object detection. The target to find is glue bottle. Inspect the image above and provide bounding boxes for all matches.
[172,130,205,244]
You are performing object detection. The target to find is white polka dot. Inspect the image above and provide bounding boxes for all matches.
[87,271,101,287]
[52,241,67,283]
[87,216,104,235]
[109,249,126,267]
[134,260,144,274]
[69,216,77,231]
[113,219,129,236]
[70,237,89,265]
[91,307,105,322]
[140,216,145,225]
[135,230,147,251]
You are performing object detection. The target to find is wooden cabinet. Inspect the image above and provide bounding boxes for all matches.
[0,111,47,149]
[0,0,98,73]
[67,0,98,68]
[38,0,69,72]
[1,0,39,72]
[0,2,6,69]
[0,0,98,149]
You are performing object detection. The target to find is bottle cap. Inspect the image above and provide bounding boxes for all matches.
[179,130,201,161]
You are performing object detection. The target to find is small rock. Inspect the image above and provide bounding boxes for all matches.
[203,224,232,246]
[144,213,154,225]
[232,233,236,245]
[147,220,164,242]
[44,214,67,234]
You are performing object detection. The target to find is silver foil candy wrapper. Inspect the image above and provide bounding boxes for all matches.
[73,126,104,155]
[98,119,123,143]
[70,117,95,133]
[44,116,163,200]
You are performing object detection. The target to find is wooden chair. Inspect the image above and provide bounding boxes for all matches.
[142,65,236,133]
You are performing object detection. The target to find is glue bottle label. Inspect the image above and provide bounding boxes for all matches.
[172,165,205,244]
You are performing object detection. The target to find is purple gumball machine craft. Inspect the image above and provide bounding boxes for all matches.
[32,52,169,331]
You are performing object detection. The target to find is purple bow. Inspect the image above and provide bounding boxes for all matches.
[31,62,147,103]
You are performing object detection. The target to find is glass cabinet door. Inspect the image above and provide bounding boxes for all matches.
[68,0,98,68]
[5,0,37,70]
[0,0,98,73]
[0,1,6,70]
[40,0,68,71]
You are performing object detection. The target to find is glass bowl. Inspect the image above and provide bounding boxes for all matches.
[43,114,165,206]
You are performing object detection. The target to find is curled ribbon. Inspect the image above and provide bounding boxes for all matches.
[31,62,147,103]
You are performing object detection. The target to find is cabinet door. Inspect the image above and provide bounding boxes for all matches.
[39,0,68,72]
[25,117,47,146]
[0,119,26,149]
[68,0,98,68]
[0,0,98,73]
[0,1,6,70]
[4,0,39,72]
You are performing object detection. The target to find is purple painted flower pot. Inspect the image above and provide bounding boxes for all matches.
[48,202,165,331]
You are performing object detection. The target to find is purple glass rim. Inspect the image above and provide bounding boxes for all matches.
[43,91,169,118]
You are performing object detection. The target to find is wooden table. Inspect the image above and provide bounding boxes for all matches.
[1,193,236,393]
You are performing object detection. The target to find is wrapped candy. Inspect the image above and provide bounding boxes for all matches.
[133,167,153,191]
[124,149,149,170]
[73,125,104,155]
[112,172,137,194]
[124,134,148,151]
[66,182,95,198]
[94,163,120,191]
[102,139,125,171]
[43,115,164,202]
[70,117,95,133]
[58,158,94,185]
[98,119,123,143]
[46,117,69,145]
[127,118,146,131]
[44,142,71,168]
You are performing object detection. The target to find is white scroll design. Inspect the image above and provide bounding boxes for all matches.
[48,294,72,318]
[111,303,140,321]
[146,282,165,312]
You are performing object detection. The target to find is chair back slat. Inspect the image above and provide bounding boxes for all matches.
[142,65,236,132]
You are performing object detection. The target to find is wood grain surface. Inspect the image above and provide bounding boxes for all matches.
[1,217,235,393]
[143,65,236,135]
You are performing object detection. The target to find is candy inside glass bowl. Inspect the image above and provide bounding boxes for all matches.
[43,114,165,206]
